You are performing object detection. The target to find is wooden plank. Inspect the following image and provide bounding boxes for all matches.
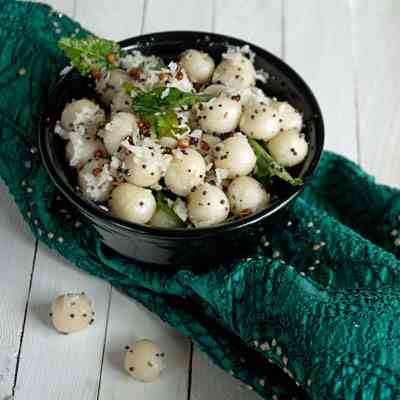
[14,244,111,400]
[75,0,145,41]
[285,0,358,161]
[214,0,282,56]
[192,350,263,400]
[143,0,213,32]
[191,1,281,399]
[0,183,36,399]
[351,0,400,184]
[98,290,190,400]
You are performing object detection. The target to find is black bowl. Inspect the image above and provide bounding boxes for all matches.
[39,31,324,267]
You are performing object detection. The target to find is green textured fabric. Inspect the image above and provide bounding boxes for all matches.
[2,2,400,399]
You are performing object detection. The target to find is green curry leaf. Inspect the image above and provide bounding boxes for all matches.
[249,138,303,186]
[58,36,123,75]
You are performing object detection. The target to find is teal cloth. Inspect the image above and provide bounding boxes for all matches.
[2,2,400,399]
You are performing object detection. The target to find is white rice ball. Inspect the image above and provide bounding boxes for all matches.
[61,98,105,136]
[202,84,227,97]
[50,293,95,335]
[124,340,165,382]
[267,129,308,167]
[276,102,303,132]
[111,91,133,113]
[109,183,156,224]
[124,150,162,187]
[179,49,215,84]
[240,100,302,141]
[214,134,256,179]
[239,99,280,141]
[212,54,256,91]
[95,69,134,105]
[103,112,139,155]
[164,148,206,196]
[227,176,270,216]
[65,131,105,168]
[187,183,229,227]
[197,95,241,134]
[78,158,113,202]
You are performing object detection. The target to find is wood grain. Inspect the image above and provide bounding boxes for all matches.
[351,0,400,184]
[14,245,110,400]
[98,290,190,400]
[214,0,282,57]
[285,0,358,161]
[0,183,36,399]
[75,0,145,41]
[143,0,213,32]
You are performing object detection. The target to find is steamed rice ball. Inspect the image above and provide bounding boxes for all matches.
[95,69,134,105]
[50,293,94,334]
[78,158,113,202]
[109,183,156,224]
[164,148,206,196]
[212,54,256,91]
[214,134,256,178]
[65,131,106,168]
[61,98,105,136]
[124,340,165,382]
[179,49,215,84]
[103,112,139,155]
[267,129,308,167]
[197,95,241,134]
[187,183,229,227]
[227,176,270,216]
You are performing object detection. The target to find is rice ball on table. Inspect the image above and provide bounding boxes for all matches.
[267,129,308,167]
[50,293,95,334]
[61,98,105,136]
[78,158,113,202]
[65,131,106,168]
[179,49,215,84]
[124,340,165,382]
[227,176,270,217]
[164,148,206,196]
[214,134,256,179]
[95,69,134,105]
[109,183,156,224]
[103,112,139,155]
[196,95,242,134]
[187,183,229,227]
[212,54,256,91]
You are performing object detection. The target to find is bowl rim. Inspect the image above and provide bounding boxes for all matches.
[39,30,324,239]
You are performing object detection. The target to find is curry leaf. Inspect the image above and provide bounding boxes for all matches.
[58,36,123,75]
[156,192,185,227]
[249,138,303,186]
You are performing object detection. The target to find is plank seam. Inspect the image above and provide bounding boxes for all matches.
[96,284,113,400]
[140,0,148,35]
[72,0,77,19]
[281,0,286,59]
[349,0,362,165]
[11,239,38,398]
[211,0,216,32]
[186,341,194,400]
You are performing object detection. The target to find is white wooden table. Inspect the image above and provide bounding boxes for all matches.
[1,1,399,399]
